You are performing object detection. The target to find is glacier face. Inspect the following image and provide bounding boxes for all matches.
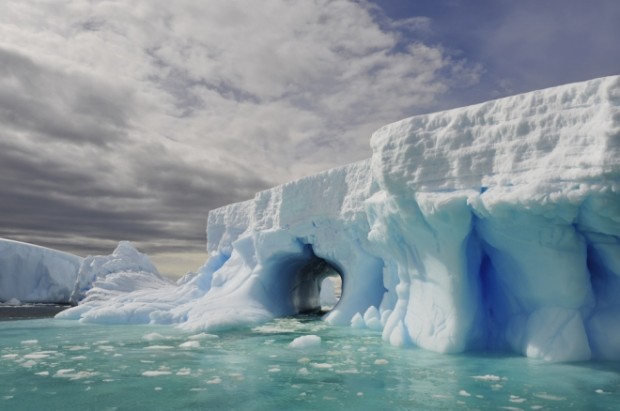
[0,239,82,303]
[61,75,620,362]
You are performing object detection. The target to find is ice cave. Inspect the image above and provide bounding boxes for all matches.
[3,75,619,362]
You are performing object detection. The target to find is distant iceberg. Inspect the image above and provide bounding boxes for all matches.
[28,76,620,362]
[0,240,166,308]
[0,239,82,304]
[70,240,164,303]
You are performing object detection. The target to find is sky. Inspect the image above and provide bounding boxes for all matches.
[1,0,619,278]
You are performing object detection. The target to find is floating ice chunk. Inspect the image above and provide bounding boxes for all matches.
[350,312,365,329]
[533,393,565,401]
[65,345,89,351]
[373,359,388,365]
[363,306,382,331]
[54,369,98,380]
[179,341,200,349]
[509,395,525,403]
[23,353,50,360]
[142,370,172,377]
[471,375,502,382]
[187,333,219,340]
[311,362,333,369]
[142,333,166,341]
[288,335,321,349]
[336,368,360,374]
[143,345,174,350]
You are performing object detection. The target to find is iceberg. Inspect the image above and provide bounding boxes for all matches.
[69,241,163,303]
[60,75,620,362]
[57,242,190,324]
[0,239,82,303]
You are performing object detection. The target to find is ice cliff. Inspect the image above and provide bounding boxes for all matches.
[60,75,619,362]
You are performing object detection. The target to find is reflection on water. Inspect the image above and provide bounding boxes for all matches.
[0,317,618,410]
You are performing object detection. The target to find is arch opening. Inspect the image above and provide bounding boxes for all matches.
[290,255,342,315]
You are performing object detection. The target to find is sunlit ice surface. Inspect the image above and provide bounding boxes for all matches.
[1,318,619,410]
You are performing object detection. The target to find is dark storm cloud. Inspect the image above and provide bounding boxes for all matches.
[0,48,132,146]
[0,45,271,256]
[0,134,269,256]
[0,148,168,255]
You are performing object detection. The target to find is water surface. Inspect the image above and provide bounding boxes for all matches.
[1,317,618,410]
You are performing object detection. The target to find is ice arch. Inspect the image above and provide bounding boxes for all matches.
[190,160,387,328]
[184,225,385,329]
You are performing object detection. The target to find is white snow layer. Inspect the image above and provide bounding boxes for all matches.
[60,75,620,362]
[0,239,82,303]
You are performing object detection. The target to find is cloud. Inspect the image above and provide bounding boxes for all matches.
[0,0,480,261]
[0,48,132,146]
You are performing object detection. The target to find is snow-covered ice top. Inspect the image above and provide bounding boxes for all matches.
[0,239,82,303]
[372,76,619,194]
[59,75,620,362]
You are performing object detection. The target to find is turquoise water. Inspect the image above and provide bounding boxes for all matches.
[1,317,619,410]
